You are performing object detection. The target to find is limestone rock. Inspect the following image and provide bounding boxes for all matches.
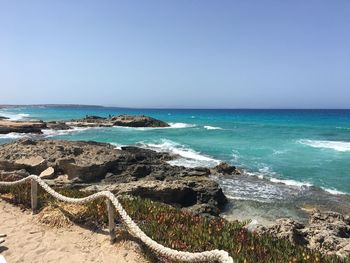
[110,114,169,127]
[211,162,241,175]
[0,120,46,134]
[40,167,55,179]
[46,121,72,130]
[255,210,350,257]
[0,139,227,216]
[14,156,46,174]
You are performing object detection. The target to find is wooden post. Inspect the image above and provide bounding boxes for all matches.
[31,179,38,214]
[106,199,116,243]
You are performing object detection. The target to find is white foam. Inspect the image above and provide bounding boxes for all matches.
[269,178,312,188]
[0,112,30,121]
[112,122,196,130]
[139,139,220,168]
[0,133,29,139]
[110,142,124,150]
[42,127,92,137]
[225,194,270,203]
[204,125,222,130]
[322,187,347,195]
[299,139,350,152]
[169,122,196,128]
[246,167,312,188]
[272,150,286,155]
[242,167,348,197]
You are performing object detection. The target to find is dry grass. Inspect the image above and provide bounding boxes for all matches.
[36,202,86,228]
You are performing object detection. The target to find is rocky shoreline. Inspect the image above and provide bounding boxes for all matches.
[255,210,350,258]
[0,139,241,216]
[0,114,349,258]
[0,114,169,134]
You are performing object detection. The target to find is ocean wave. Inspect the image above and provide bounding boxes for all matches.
[0,133,30,140]
[269,177,313,188]
[242,167,349,197]
[321,187,347,195]
[299,139,350,152]
[272,149,287,155]
[42,127,93,137]
[203,125,222,130]
[0,112,30,121]
[248,166,313,188]
[169,122,196,128]
[224,194,270,203]
[112,122,196,130]
[139,139,220,168]
[110,142,124,150]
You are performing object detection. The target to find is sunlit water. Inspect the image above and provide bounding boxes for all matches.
[1,106,350,224]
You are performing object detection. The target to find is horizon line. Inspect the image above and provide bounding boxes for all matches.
[1,104,350,110]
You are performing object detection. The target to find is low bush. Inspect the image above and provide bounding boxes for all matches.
[1,184,349,263]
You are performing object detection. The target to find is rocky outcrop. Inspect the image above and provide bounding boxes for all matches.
[255,210,350,258]
[68,114,170,128]
[0,139,226,215]
[0,120,46,134]
[0,115,169,135]
[46,121,72,130]
[110,114,169,127]
[211,162,241,175]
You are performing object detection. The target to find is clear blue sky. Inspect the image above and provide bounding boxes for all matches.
[0,0,349,108]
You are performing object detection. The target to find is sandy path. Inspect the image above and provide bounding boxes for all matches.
[0,200,149,263]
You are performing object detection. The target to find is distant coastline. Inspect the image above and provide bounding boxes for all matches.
[1,104,350,110]
[0,104,105,108]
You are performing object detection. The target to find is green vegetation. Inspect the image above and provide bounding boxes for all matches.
[1,183,349,263]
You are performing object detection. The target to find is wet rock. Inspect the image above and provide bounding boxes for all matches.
[211,162,241,175]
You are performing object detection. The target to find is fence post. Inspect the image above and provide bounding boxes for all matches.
[31,179,38,214]
[106,198,116,243]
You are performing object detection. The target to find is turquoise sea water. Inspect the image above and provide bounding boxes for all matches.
[1,106,350,223]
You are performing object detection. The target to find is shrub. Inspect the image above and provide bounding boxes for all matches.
[1,184,349,263]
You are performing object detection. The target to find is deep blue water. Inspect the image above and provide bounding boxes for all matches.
[1,106,350,223]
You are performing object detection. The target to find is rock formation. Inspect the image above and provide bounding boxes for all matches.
[211,162,242,175]
[0,120,46,134]
[0,139,226,216]
[0,115,169,135]
[255,210,350,258]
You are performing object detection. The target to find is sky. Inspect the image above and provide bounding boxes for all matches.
[0,0,349,109]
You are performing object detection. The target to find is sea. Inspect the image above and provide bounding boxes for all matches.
[1,106,350,225]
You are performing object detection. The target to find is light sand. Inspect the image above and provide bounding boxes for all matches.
[0,200,149,263]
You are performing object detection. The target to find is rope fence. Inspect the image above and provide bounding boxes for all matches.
[0,175,234,263]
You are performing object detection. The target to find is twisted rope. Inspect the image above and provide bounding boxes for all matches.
[0,175,234,263]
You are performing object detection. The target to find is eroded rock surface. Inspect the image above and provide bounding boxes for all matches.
[255,210,350,257]
[0,139,226,215]
[0,114,169,135]
[67,114,169,128]
[0,120,46,134]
